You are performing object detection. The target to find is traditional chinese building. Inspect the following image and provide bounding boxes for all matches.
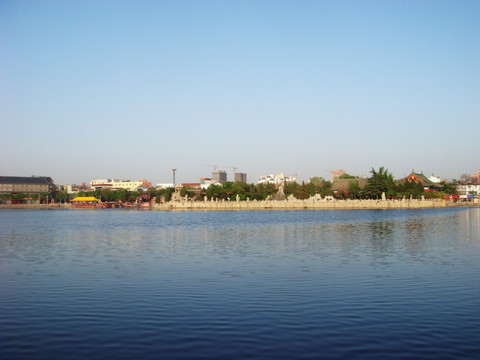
[402,171,441,192]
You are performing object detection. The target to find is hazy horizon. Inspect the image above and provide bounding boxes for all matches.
[1,1,478,185]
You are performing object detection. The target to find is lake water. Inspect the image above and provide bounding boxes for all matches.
[1,208,479,359]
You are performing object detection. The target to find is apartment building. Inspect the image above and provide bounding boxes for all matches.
[212,170,227,184]
[234,173,247,183]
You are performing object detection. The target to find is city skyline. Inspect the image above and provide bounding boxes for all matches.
[4,166,478,188]
[1,1,479,185]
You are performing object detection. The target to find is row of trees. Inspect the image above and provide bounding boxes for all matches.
[202,181,334,201]
[0,193,49,203]
[355,167,456,200]
[164,167,458,202]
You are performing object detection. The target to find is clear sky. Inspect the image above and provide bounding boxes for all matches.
[1,0,479,185]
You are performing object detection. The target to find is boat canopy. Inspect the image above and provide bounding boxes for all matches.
[71,196,100,202]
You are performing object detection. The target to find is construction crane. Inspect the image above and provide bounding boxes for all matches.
[224,165,238,176]
[204,165,219,179]
[204,164,218,171]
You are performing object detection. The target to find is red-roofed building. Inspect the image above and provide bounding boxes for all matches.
[403,171,441,192]
[140,179,152,188]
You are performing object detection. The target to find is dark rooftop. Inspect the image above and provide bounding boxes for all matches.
[0,176,55,185]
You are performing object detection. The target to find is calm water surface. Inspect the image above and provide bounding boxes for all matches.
[1,208,479,359]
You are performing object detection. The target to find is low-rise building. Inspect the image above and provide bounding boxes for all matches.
[258,173,297,185]
[457,183,480,202]
[0,176,56,194]
[456,184,480,196]
[60,184,82,194]
[90,178,151,191]
[332,178,368,192]
[200,178,221,189]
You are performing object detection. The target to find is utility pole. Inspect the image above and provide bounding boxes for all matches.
[172,168,176,187]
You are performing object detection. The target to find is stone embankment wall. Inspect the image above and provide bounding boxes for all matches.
[0,203,71,210]
[3,200,478,211]
[152,198,447,211]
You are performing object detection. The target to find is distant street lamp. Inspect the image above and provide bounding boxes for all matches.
[172,168,177,187]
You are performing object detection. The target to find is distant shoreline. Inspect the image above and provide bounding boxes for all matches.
[0,200,478,210]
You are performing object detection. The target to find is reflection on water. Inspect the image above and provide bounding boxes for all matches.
[1,208,479,360]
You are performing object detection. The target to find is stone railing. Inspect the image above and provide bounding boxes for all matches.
[151,198,447,211]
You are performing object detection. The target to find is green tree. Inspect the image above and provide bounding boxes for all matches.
[40,193,49,203]
[163,187,175,202]
[130,191,141,201]
[103,189,114,201]
[222,182,235,200]
[0,194,12,201]
[179,187,188,197]
[335,190,348,199]
[293,187,310,200]
[309,177,326,186]
[205,184,222,200]
[232,182,247,199]
[318,181,333,197]
[362,167,395,199]
[257,183,276,200]
[397,180,425,199]
[179,187,194,198]
[94,190,103,201]
[283,182,298,197]
[13,193,26,201]
[440,181,457,195]
[112,189,129,201]
[56,191,68,203]
[338,173,356,179]
[348,181,361,199]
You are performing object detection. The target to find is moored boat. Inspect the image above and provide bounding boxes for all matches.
[139,202,151,209]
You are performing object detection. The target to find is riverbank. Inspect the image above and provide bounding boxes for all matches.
[152,198,450,211]
[0,203,71,210]
[1,199,478,210]
[156,198,479,210]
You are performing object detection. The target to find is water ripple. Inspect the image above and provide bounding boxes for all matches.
[1,208,479,359]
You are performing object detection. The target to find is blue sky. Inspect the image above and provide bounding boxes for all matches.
[1,0,479,185]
